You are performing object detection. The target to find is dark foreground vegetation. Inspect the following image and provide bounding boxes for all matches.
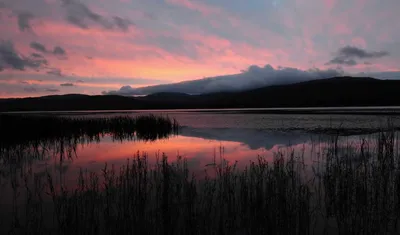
[2,77,400,111]
[0,114,179,147]
[2,127,400,234]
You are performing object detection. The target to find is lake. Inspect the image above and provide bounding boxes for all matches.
[2,110,399,194]
[2,110,400,186]
[1,110,400,234]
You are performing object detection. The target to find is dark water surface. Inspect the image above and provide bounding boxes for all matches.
[2,111,400,185]
[2,111,400,234]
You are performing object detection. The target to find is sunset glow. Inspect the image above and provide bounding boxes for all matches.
[0,0,399,97]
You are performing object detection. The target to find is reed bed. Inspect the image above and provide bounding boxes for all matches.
[3,129,400,235]
[0,114,179,147]
[0,114,178,186]
[2,115,400,234]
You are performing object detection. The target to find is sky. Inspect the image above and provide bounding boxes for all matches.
[0,0,399,97]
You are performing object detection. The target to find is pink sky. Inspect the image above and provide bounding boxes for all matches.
[0,0,399,97]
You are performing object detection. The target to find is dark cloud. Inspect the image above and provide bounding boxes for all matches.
[30,42,47,53]
[61,0,133,31]
[76,79,84,83]
[338,46,389,59]
[60,83,74,86]
[22,85,60,93]
[30,41,67,58]
[31,53,43,58]
[53,46,66,56]
[61,0,107,29]
[24,87,38,92]
[103,64,343,96]
[17,11,34,32]
[45,88,60,92]
[113,16,134,32]
[327,46,389,66]
[86,56,93,59]
[47,68,63,77]
[327,57,358,66]
[0,40,48,71]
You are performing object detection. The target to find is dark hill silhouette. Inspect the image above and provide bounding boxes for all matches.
[1,76,400,112]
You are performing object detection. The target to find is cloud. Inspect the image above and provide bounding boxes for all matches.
[338,46,389,59]
[53,46,66,56]
[103,64,343,96]
[76,79,84,83]
[30,42,67,58]
[30,42,47,53]
[24,86,60,93]
[113,16,134,32]
[0,40,48,71]
[17,11,34,32]
[60,82,74,86]
[61,0,133,31]
[327,46,390,66]
[45,88,60,92]
[23,87,38,92]
[31,53,44,58]
[327,57,357,66]
[47,68,63,76]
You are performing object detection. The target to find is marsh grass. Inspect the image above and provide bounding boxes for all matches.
[7,153,310,235]
[3,119,400,234]
[0,114,178,174]
[321,130,400,234]
[0,114,179,147]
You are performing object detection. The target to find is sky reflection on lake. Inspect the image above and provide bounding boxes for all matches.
[25,126,392,189]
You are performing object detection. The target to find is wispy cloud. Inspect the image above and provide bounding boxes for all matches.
[30,41,67,57]
[47,68,63,77]
[327,46,390,66]
[30,41,47,53]
[45,88,60,92]
[17,11,34,32]
[0,40,48,71]
[60,0,134,31]
[60,82,74,86]
[53,46,66,56]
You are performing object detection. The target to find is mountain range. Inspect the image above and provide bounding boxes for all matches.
[1,76,400,112]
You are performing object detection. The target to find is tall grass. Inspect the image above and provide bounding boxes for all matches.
[0,114,178,172]
[321,130,400,234]
[0,114,179,147]
[3,119,400,234]
[4,153,310,235]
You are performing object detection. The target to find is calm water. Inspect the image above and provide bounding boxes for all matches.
[2,112,400,186]
[1,111,400,232]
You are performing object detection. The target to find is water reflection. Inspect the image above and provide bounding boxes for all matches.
[2,114,400,234]
[1,125,395,186]
[2,121,400,234]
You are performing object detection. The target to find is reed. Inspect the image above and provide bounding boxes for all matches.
[0,114,179,147]
[2,122,400,234]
